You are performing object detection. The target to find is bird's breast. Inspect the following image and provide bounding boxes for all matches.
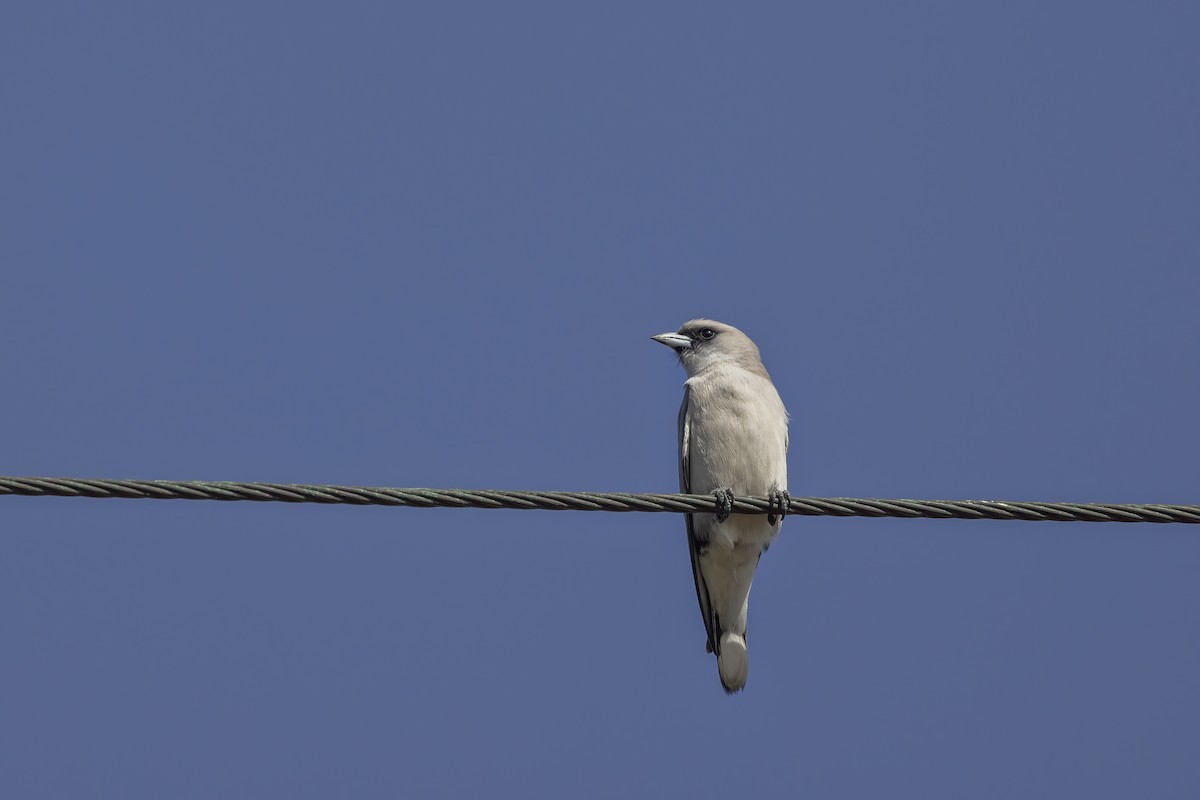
[686,372,788,497]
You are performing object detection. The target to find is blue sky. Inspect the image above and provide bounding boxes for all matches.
[3,2,1199,797]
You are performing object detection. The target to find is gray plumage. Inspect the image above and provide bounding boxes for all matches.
[651,319,789,693]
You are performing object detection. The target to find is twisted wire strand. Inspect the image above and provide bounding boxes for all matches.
[1,476,1197,523]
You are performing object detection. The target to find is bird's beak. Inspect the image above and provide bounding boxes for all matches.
[651,332,692,351]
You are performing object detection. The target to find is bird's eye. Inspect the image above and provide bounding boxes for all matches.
[698,328,716,340]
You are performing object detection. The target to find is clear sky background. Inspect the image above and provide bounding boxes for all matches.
[3,2,1199,797]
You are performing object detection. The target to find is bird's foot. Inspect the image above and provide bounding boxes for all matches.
[767,488,790,526]
[712,488,735,523]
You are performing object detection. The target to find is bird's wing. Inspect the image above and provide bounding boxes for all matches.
[679,384,718,656]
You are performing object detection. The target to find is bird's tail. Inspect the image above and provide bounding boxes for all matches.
[717,631,748,693]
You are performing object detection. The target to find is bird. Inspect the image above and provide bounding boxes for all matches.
[651,319,789,693]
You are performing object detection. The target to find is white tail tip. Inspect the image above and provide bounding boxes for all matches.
[717,632,748,693]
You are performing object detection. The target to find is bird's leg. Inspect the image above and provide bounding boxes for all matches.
[767,488,790,526]
[712,488,735,523]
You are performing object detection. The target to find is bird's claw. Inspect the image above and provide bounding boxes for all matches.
[767,489,790,526]
[712,488,735,523]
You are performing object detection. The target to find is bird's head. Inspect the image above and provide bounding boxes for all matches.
[651,319,768,378]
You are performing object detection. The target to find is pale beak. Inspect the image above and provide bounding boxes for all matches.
[651,332,693,350]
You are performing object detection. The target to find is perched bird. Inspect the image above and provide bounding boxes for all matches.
[651,319,789,693]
